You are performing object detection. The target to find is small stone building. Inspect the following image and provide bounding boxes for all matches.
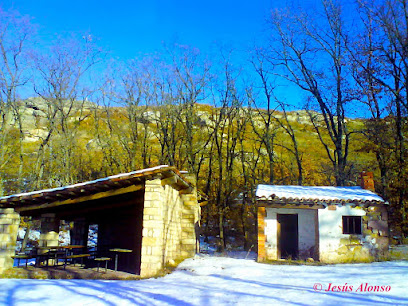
[0,165,200,277]
[257,173,389,263]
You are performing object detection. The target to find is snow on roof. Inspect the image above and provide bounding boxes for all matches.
[256,184,385,203]
[0,165,175,202]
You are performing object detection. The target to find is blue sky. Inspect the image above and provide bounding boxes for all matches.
[5,0,280,59]
[4,0,365,116]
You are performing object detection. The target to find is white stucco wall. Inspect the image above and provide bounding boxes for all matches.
[318,206,366,262]
[264,208,317,260]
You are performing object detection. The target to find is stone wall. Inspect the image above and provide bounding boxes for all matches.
[319,205,389,263]
[263,208,317,261]
[257,204,389,263]
[363,205,389,260]
[140,177,199,277]
[0,208,20,273]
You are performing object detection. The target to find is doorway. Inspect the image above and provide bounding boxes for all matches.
[277,214,298,259]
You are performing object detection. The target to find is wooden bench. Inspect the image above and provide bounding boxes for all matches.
[64,254,91,269]
[94,257,111,273]
[35,250,65,267]
[12,254,32,268]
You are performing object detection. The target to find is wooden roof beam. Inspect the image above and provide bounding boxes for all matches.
[161,175,178,187]
[16,184,144,213]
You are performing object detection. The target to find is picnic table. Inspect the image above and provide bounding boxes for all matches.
[36,246,65,266]
[94,257,111,273]
[35,245,89,267]
[12,253,33,268]
[109,248,132,271]
[60,245,90,268]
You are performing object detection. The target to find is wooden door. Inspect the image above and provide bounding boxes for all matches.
[277,214,298,259]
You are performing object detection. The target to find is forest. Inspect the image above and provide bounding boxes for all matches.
[0,0,407,250]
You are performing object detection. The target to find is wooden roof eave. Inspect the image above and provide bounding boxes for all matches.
[16,184,145,213]
[158,168,194,192]
[256,197,386,209]
[0,165,195,210]
[257,199,324,209]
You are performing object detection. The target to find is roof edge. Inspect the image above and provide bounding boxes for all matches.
[0,165,193,206]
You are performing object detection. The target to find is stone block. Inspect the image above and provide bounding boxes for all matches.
[0,249,12,256]
[368,212,381,220]
[144,207,159,215]
[143,200,154,208]
[182,238,196,245]
[143,220,163,228]
[142,228,150,237]
[8,241,16,248]
[144,192,161,201]
[379,231,388,237]
[0,208,15,214]
[152,228,163,238]
[0,255,13,272]
[142,237,158,245]
[351,245,362,252]
[0,234,12,242]
[381,211,388,221]
[183,201,196,206]
[141,255,162,264]
[143,246,153,255]
[0,258,5,270]
[375,237,388,248]
[182,227,194,233]
[0,218,14,225]
[7,224,19,234]
[182,208,193,214]
[180,250,192,257]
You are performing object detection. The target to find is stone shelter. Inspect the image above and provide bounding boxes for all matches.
[0,165,200,277]
[257,172,389,263]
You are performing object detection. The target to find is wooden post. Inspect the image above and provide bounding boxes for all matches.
[257,207,266,262]
[314,209,320,260]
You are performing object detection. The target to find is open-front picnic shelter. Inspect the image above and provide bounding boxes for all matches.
[0,165,200,277]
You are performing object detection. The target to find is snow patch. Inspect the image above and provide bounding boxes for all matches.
[2,257,407,305]
[256,185,385,202]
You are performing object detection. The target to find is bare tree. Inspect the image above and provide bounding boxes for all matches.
[275,101,304,185]
[167,44,213,178]
[237,110,261,249]
[0,7,34,192]
[105,59,156,171]
[32,34,103,188]
[351,0,408,236]
[151,63,183,168]
[267,0,355,186]
[248,53,279,184]
[208,53,247,252]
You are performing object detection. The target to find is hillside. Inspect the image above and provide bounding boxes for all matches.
[0,97,377,196]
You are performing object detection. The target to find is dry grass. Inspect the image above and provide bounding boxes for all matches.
[0,265,141,280]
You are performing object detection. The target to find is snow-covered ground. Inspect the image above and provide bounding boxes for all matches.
[1,255,407,305]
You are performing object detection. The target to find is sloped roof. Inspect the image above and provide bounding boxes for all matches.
[256,184,386,205]
[0,165,192,209]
